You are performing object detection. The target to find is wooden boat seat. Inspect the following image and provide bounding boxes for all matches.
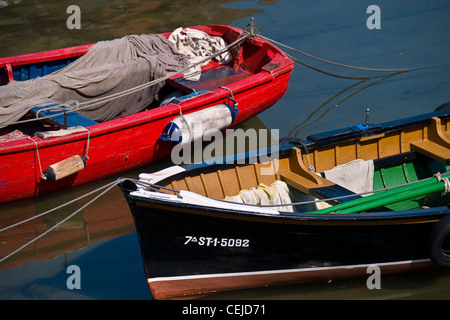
[411,141,450,164]
[167,63,251,92]
[279,147,361,204]
[30,105,98,129]
[410,117,450,164]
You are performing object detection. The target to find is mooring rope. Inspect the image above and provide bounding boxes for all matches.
[9,28,450,127]
[259,34,411,73]
[288,71,402,137]
[2,168,448,262]
[25,136,46,180]
[284,51,375,80]
[0,176,181,262]
[0,177,125,263]
[259,34,450,81]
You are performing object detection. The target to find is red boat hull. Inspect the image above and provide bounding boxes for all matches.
[0,25,293,203]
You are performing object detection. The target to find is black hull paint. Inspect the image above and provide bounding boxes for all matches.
[122,109,450,299]
[125,194,447,299]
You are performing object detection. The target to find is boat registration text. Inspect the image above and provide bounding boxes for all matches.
[184,236,250,247]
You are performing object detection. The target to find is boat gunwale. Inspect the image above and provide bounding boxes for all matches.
[304,109,450,150]
[125,190,450,226]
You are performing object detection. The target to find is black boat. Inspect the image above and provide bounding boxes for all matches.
[120,108,450,299]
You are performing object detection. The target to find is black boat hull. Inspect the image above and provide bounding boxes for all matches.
[122,109,450,299]
[125,194,447,299]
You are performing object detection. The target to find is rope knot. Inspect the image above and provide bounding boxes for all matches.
[443,177,450,196]
[63,100,80,111]
[434,173,450,195]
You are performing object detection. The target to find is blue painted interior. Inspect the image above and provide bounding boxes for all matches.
[2,56,98,127]
[12,57,77,81]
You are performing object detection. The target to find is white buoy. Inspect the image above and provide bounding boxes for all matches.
[160,104,238,145]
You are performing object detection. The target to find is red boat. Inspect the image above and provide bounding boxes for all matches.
[0,24,293,203]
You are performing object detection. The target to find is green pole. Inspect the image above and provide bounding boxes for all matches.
[335,180,447,214]
[311,172,450,214]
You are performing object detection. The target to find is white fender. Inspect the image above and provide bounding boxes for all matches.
[160,104,238,145]
[43,155,87,181]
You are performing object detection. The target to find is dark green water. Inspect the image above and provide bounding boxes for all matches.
[0,0,450,301]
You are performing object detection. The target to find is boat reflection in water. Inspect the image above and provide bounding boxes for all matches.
[0,183,135,271]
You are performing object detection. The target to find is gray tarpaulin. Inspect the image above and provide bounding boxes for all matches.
[0,34,190,128]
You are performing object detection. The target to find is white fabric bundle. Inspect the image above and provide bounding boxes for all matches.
[225,180,294,212]
[168,27,231,81]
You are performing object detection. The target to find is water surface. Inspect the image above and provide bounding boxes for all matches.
[0,0,450,301]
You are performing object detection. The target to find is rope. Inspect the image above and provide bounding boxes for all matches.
[288,71,401,137]
[13,32,251,127]
[209,171,449,209]
[84,127,90,160]
[0,177,179,235]
[255,171,450,208]
[2,169,447,261]
[10,30,450,126]
[434,172,450,195]
[259,34,411,73]
[25,136,46,180]
[0,178,125,234]
[35,100,80,119]
[0,176,176,262]
[0,177,125,263]
[284,51,374,80]
[443,178,450,195]
[259,34,450,80]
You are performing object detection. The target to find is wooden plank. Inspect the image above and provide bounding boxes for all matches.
[410,117,450,164]
[216,169,240,197]
[410,140,450,164]
[199,173,224,199]
[280,171,334,195]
